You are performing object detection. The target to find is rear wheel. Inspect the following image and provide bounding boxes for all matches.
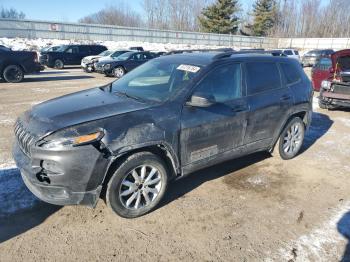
[273,117,305,160]
[106,152,168,218]
[3,65,24,83]
[54,59,64,69]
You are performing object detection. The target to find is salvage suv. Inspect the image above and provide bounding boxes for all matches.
[13,51,313,218]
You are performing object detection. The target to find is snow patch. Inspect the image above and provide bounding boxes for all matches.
[275,201,350,261]
[0,37,236,52]
[0,167,39,218]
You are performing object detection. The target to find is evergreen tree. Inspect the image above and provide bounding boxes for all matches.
[0,7,25,19]
[199,0,240,34]
[248,0,277,36]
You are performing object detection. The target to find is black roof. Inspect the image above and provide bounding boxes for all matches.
[157,51,292,67]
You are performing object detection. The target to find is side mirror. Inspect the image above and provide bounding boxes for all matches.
[186,92,215,107]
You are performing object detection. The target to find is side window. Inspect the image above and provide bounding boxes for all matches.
[246,62,281,95]
[131,54,140,60]
[66,46,79,53]
[280,63,301,85]
[79,46,90,53]
[283,50,293,55]
[319,58,332,68]
[194,64,241,103]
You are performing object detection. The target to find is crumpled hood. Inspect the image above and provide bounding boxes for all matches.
[83,55,102,61]
[332,49,350,71]
[97,56,119,64]
[20,87,152,137]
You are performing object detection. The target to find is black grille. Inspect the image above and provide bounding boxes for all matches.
[14,120,36,156]
[333,83,350,95]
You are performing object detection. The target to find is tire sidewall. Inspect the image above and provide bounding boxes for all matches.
[106,152,168,218]
[54,59,64,69]
[278,117,305,160]
[113,66,125,78]
[3,65,24,83]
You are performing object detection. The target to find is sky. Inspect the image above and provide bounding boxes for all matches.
[0,0,145,22]
[0,0,329,23]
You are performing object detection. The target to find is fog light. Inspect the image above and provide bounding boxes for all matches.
[42,160,63,174]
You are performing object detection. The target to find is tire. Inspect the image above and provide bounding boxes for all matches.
[3,65,24,83]
[54,59,64,69]
[273,117,305,160]
[318,98,327,109]
[113,66,125,78]
[106,152,169,218]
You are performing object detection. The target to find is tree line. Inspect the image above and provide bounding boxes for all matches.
[3,1,350,38]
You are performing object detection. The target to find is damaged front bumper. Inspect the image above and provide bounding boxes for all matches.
[321,82,350,107]
[12,141,110,207]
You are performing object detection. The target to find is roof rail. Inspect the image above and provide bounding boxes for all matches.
[213,50,287,60]
[165,48,233,55]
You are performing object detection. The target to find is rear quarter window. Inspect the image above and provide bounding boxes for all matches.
[246,62,281,95]
[280,63,301,85]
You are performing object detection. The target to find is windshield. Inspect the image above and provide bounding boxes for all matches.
[115,52,134,61]
[55,45,68,52]
[111,60,202,102]
[99,50,112,56]
[111,51,128,58]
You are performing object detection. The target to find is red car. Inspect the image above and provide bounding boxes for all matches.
[317,49,350,109]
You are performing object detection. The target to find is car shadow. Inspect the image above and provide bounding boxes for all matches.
[160,151,271,209]
[301,111,333,153]
[338,211,350,261]
[30,71,68,75]
[23,75,95,82]
[0,167,60,243]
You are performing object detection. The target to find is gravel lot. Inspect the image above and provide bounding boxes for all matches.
[0,67,349,261]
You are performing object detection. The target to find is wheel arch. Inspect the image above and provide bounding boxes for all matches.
[101,142,180,194]
[270,110,309,151]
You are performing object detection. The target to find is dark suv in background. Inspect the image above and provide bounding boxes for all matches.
[40,44,107,69]
[13,51,312,218]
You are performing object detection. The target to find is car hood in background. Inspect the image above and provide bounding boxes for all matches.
[331,49,350,71]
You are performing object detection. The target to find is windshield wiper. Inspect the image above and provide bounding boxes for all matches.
[115,90,146,103]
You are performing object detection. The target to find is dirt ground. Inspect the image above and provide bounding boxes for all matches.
[0,67,349,262]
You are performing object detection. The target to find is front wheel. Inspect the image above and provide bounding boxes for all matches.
[113,66,125,78]
[54,59,64,69]
[273,117,305,160]
[3,65,24,83]
[106,152,169,218]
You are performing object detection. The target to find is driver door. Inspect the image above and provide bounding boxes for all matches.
[180,63,249,168]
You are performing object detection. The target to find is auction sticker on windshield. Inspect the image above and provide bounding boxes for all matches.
[177,64,201,73]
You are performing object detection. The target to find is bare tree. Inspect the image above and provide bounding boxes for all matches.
[79,4,142,27]
[143,0,211,31]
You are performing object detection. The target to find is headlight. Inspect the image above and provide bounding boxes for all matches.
[41,131,104,149]
[321,80,331,90]
[104,64,111,70]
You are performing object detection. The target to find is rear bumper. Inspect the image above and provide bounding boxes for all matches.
[12,141,109,207]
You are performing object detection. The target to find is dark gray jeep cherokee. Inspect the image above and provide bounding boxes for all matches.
[13,51,313,218]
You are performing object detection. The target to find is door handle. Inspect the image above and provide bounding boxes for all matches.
[280,95,292,101]
[232,105,249,112]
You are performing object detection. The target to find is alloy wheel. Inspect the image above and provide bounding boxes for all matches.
[119,165,162,210]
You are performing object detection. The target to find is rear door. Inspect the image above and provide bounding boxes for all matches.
[311,57,332,91]
[180,63,249,167]
[243,61,292,149]
[64,46,80,65]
